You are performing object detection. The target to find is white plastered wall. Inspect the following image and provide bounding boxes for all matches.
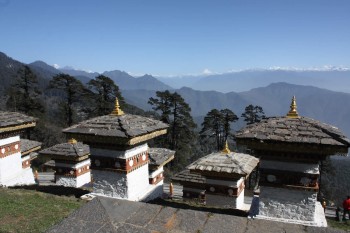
[127,164,150,200]
[0,136,32,185]
[259,186,317,221]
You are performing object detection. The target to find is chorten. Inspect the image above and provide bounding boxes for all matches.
[62,99,171,201]
[39,139,91,188]
[235,96,350,226]
[187,142,259,209]
[0,111,39,186]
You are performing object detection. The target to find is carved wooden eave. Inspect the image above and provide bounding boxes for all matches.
[129,129,168,145]
[0,122,36,135]
[20,139,42,156]
[65,129,168,146]
[21,145,42,157]
[0,111,37,134]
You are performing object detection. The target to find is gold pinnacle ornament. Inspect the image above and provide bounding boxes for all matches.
[286,96,299,118]
[68,138,77,144]
[221,140,231,154]
[110,98,124,116]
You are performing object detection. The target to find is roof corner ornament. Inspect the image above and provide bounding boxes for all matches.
[68,138,77,144]
[286,96,299,119]
[110,98,124,116]
[221,141,231,154]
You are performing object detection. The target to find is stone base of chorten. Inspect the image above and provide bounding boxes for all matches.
[91,165,163,201]
[0,168,35,187]
[255,186,326,227]
[56,172,91,188]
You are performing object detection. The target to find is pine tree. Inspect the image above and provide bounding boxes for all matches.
[200,108,238,151]
[6,65,45,116]
[87,75,124,116]
[148,91,197,171]
[241,104,265,125]
[48,74,87,126]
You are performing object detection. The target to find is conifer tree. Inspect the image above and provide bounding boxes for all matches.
[6,65,45,116]
[148,91,197,171]
[200,108,238,151]
[241,104,265,125]
[48,74,87,126]
[87,75,124,116]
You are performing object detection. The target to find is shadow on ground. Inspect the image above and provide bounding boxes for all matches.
[10,185,90,198]
[148,198,249,217]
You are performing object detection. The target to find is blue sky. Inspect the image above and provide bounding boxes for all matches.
[0,0,349,76]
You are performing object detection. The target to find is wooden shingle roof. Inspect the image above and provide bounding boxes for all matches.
[63,114,168,145]
[149,148,175,168]
[236,116,350,154]
[39,141,89,161]
[21,139,42,156]
[188,152,259,178]
[0,111,36,134]
[171,169,205,184]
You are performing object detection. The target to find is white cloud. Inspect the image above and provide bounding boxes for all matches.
[53,64,60,69]
[202,68,212,75]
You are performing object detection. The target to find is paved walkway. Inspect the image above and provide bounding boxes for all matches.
[48,196,345,233]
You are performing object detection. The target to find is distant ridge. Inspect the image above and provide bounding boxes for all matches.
[122,83,350,137]
[0,51,173,92]
[103,70,173,91]
[157,69,350,93]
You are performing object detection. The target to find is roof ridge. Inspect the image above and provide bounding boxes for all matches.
[117,116,130,138]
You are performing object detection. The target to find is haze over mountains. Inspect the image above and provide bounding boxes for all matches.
[1,51,350,137]
[157,68,350,93]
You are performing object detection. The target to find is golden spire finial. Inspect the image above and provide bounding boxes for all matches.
[68,138,77,144]
[286,96,299,118]
[221,141,231,154]
[110,97,124,116]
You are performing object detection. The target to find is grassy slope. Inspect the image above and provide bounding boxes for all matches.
[0,188,84,233]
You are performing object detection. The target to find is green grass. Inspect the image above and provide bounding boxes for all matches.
[0,188,85,233]
[327,217,350,232]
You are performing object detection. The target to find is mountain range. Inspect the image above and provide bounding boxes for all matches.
[0,52,171,93]
[157,69,350,93]
[1,51,350,137]
[121,83,350,137]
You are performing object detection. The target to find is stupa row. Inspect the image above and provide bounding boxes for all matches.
[1,97,349,227]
